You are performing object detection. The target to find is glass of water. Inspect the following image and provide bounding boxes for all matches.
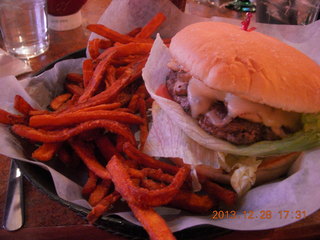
[0,0,49,59]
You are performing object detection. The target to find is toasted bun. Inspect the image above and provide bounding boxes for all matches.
[169,22,320,113]
[195,152,301,186]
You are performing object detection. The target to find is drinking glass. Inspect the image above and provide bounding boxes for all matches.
[0,0,49,59]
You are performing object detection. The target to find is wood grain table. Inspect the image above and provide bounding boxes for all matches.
[0,0,320,239]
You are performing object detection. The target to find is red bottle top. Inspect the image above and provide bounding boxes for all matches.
[47,0,87,16]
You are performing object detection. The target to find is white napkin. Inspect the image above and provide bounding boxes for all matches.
[0,48,32,77]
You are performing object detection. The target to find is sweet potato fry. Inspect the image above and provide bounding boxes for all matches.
[202,180,237,207]
[105,65,116,87]
[95,135,118,161]
[87,191,121,224]
[50,93,72,111]
[169,190,216,214]
[29,110,51,116]
[139,177,215,214]
[98,39,113,49]
[138,97,148,150]
[88,179,112,206]
[65,83,84,96]
[32,142,62,161]
[123,142,179,175]
[66,73,83,83]
[87,24,153,44]
[111,54,147,66]
[60,59,145,114]
[12,120,137,146]
[82,59,94,88]
[96,42,152,62]
[82,170,98,198]
[79,43,151,103]
[107,155,189,207]
[69,139,111,180]
[29,110,144,128]
[126,27,142,37]
[0,109,26,125]
[128,94,140,112]
[88,38,101,59]
[78,103,121,112]
[14,95,35,116]
[128,202,176,240]
[136,13,166,39]
[78,48,117,103]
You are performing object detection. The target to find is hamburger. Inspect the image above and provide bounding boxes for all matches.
[144,21,320,194]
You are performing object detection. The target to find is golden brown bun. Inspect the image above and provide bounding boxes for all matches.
[195,152,301,186]
[169,22,320,113]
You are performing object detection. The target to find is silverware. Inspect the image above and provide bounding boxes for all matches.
[3,160,24,231]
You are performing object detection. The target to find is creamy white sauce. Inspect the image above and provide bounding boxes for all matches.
[186,77,301,135]
[188,77,225,118]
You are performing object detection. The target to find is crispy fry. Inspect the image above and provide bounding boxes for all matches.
[69,138,111,180]
[29,110,144,128]
[14,95,35,116]
[135,84,149,99]
[0,109,25,125]
[128,94,140,112]
[87,24,153,44]
[107,155,189,207]
[140,178,166,190]
[98,39,113,49]
[29,110,51,116]
[32,142,62,161]
[77,103,121,112]
[82,59,94,88]
[66,73,83,83]
[111,54,146,66]
[138,176,215,214]
[78,48,117,103]
[65,83,84,96]
[12,120,137,146]
[126,27,142,37]
[136,13,166,39]
[87,191,121,224]
[138,97,148,150]
[88,179,112,206]
[79,43,151,103]
[60,59,145,114]
[128,203,176,240]
[50,93,72,110]
[82,170,98,198]
[95,135,118,161]
[169,190,216,214]
[202,180,237,207]
[105,65,116,87]
[88,39,101,59]
[123,142,179,175]
[96,42,152,62]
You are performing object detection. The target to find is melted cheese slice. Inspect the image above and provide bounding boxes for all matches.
[187,77,301,135]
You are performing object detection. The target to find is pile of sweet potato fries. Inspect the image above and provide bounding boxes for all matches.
[0,13,237,240]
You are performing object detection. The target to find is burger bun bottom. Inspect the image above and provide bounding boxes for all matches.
[195,152,301,187]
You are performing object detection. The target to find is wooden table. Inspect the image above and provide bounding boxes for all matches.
[0,0,320,239]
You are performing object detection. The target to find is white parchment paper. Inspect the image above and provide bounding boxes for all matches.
[0,0,320,232]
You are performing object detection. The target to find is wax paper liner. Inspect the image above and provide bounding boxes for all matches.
[0,0,319,232]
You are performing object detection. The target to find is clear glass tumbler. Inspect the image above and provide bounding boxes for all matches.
[0,0,49,59]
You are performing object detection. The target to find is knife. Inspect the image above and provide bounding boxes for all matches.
[3,160,24,231]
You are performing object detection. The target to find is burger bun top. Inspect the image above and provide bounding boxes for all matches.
[169,22,320,113]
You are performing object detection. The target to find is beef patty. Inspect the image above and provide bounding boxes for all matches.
[166,69,280,145]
